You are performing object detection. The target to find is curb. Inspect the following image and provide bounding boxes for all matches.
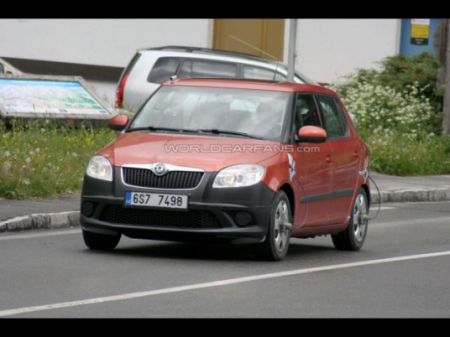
[371,189,450,203]
[0,211,79,233]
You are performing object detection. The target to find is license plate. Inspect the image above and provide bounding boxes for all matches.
[124,192,188,210]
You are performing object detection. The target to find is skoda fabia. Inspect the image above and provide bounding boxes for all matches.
[81,78,370,261]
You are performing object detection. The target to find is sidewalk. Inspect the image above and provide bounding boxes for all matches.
[370,172,450,203]
[1,173,450,232]
[0,194,80,222]
[0,194,80,232]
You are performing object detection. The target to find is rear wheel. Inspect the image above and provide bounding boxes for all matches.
[332,188,369,251]
[82,230,121,250]
[254,191,292,261]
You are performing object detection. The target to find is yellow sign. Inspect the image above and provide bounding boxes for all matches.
[411,19,430,45]
[412,24,429,39]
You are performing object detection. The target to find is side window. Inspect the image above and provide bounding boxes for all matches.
[147,57,181,83]
[316,95,348,138]
[242,65,276,80]
[242,65,286,82]
[0,63,4,74]
[179,59,237,78]
[275,72,287,81]
[294,94,322,131]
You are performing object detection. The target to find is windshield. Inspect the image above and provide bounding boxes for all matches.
[129,86,292,141]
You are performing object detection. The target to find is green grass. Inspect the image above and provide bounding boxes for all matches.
[0,122,116,199]
[365,132,450,176]
[1,121,450,200]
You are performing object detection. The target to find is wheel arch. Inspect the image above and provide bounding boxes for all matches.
[361,183,371,208]
[279,183,295,218]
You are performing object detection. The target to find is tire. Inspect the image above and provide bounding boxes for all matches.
[332,188,369,251]
[82,229,121,251]
[254,191,293,261]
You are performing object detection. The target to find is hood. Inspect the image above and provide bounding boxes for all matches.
[100,132,281,172]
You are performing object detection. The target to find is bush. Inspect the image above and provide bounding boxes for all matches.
[338,52,443,114]
[336,53,443,138]
[334,53,450,176]
[338,80,439,139]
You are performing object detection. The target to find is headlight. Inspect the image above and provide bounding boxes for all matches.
[212,164,265,188]
[86,156,113,181]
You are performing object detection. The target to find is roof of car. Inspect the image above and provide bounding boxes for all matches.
[164,78,336,95]
[142,45,277,64]
[137,46,316,84]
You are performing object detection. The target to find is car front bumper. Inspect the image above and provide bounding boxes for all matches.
[80,167,276,244]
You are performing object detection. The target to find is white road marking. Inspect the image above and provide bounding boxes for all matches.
[0,229,80,241]
[1,250,450,317]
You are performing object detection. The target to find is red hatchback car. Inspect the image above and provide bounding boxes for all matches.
[81,78,370,261]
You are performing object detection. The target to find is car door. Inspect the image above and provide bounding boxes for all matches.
[315,94,359,224]
[291,93,333,228]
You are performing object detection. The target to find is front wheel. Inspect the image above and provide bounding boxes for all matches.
[332,188,369,251]
[254,191,292,261]
[82,229,121,251]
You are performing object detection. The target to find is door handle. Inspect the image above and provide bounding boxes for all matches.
[325,155,332,163]
[353,150,359,158]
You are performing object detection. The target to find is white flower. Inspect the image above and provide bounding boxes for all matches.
[3,161,11,171]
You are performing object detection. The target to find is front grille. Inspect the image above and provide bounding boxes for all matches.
[122,167,203,189]
[100,205,221,229]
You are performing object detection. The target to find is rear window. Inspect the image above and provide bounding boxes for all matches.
[147,57,181,83]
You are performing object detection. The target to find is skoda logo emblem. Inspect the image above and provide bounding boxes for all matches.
[153,163,167,176]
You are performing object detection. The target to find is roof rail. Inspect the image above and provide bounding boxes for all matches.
[170,77,281,84]
[143,45,277,63]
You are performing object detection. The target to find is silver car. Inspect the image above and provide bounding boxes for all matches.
[115,46,314,113]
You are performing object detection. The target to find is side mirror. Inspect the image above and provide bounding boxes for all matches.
[109,114,129,131]
[297,126,327,143]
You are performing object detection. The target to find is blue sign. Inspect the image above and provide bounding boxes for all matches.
[0,78,109,117]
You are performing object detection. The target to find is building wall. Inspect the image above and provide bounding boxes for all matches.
[0,19,401,84]
[399,19,442,57]
[0,19,211,67]
[294,19,400,83]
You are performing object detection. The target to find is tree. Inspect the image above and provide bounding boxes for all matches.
[438,19,450,134]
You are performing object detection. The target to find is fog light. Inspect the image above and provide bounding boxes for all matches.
[81,202,95,217]
[234,212,252,227]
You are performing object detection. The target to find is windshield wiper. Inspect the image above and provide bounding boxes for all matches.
[127,126,199,134]
[127,126,262,139]
[197,129,261,139]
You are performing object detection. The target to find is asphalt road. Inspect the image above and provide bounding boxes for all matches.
[1,201,450,318]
